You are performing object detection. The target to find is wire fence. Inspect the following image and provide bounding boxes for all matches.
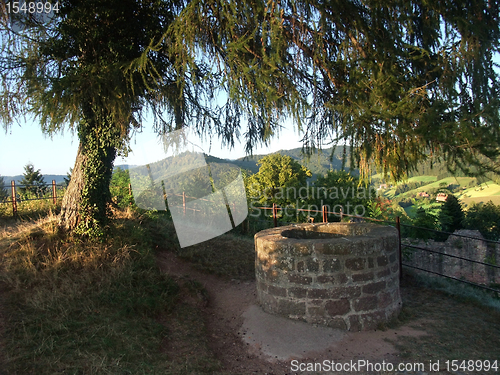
[2,181,499,294]
[249,203,500,294]
[0,180,66,216]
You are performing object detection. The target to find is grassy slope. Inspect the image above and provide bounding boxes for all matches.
[384,177,500,206]
[0,211,219,375]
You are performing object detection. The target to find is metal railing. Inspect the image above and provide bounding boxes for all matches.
[249,203,500,294]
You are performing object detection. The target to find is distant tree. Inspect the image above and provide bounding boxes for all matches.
[110,167,134,208]
[438,195,464,234]
[247,154,311,210]
[463,201,500,241]
[409,207,439,240]
[310,170,373,220]
[63,168,73,187]
[0,175,8,202]
[18,164,47,198]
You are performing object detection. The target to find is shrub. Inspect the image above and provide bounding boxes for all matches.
[463,201,500,240]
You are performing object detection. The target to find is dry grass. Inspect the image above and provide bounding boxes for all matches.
[0,209,219,374]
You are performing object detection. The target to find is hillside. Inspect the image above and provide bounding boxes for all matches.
[1,175,67,186]
[379,174,500,215]
[232,146,356,176]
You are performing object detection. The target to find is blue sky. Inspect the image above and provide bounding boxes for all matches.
[0,116,305,176]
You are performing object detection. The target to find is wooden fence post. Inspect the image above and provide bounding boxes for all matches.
[52,180,57,204]
[11,180,17,216]
[182,191,186,215]
[340,207,343,221]
[273,203,277,227]
[322,205,327,223]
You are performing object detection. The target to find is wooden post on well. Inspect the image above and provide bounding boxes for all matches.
[11,180,17,216]
[52,180,57,204]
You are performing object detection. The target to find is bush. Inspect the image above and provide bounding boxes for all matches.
[407,207,439,240]
[110,167,135,208]
[463,201,500,240]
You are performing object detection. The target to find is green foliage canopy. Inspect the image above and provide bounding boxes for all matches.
[1,1,499,178]
[1,0,500,236]
[463,201,500,241]
[166,0,500,181]
[247,153,312,207]
[309,170,373,219]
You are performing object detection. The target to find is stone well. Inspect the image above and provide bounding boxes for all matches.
[255,222,401,331]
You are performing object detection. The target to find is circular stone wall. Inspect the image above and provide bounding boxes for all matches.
[255,222,401,331]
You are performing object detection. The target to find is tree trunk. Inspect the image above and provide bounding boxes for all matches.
[58,143,86,231]
[58,115,119,238]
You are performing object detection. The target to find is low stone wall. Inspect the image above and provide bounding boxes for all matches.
[403,230,500,285]
[255,222,401,331]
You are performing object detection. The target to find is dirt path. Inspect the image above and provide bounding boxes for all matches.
[156,250,430,375]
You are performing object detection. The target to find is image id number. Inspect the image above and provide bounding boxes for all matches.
[5,1,59,14]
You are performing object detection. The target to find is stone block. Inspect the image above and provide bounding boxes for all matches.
[268,285,287,297]
[348,315,361,332]
[376,268,391,278]
[325,298,351,316]
[345,258,366,271]
[352,272,374,282]
[359,311,387,330]
[337,274,349,284]
[353,296,378,312]
[307,258,320,272]
[316,275,336,284]
[256,281,268,293]
[314,242,352,255]
[307,289,331,299]
[330,286,361,299]
[276,257,294,271]
[279,299,306,316]
[307,305,326,317]
[377,292,393,308]
[260,292,279,312]
[296,260,305,272]
[288,287,307,298]
[323,258,341,272]
[325,317,348,330]
[288,274,313,285]
[367,257,375,268]
[362,281,386,295]
[377,255,389,267]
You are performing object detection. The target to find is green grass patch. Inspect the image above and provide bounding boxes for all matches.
[177,232,256,281]
[461,195,500,206]
[406,175,438,183]
[0,210,219,374]
[459,182,500,199]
